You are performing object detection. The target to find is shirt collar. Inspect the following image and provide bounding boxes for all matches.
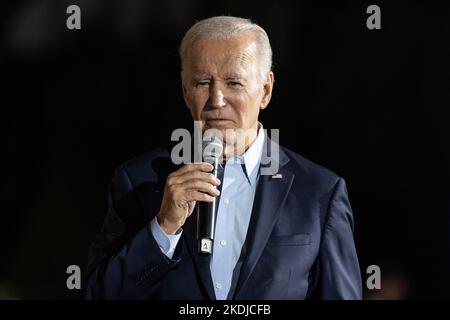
[224,122,265,186]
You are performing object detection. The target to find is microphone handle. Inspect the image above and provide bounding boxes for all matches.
[197,157,219,255]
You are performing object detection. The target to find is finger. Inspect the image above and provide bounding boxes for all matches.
[181,180,220,197]
[171,171,221,186]
[172,162,214,177]
[185,190,215,203]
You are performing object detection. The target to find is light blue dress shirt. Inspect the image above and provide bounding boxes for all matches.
[150,123,265,300]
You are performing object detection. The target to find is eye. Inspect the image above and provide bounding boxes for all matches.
[227,81,242,88]
[196,80,210,87]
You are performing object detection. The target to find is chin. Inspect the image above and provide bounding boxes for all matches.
[202,126,235,143]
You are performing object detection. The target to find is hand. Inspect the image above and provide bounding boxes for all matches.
[156,162,221,235]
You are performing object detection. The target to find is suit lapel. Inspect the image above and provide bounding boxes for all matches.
[233,137,295,299]
[183,214,216,300]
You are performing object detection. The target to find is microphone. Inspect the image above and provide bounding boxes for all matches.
[197,134,223,255]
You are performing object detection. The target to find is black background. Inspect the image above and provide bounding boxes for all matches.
[1,0,449,299]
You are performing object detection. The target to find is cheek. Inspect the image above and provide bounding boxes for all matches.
[232,89,262,115]
[227,95,247,118]
[187,91,208,113]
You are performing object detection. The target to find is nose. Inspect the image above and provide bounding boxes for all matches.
[208,84,226,108]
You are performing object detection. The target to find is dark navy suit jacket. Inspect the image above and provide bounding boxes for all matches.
[83,136,362,299]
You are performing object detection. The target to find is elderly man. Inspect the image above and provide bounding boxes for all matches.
[83,16,362,300]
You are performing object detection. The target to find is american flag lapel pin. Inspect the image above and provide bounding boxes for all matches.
[271,173,283,179]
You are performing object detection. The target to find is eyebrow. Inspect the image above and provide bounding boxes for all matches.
[191,74,245,82]
[225,75,244,81]
[192,74,210,81]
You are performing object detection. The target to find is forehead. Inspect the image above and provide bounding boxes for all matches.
[185,34,259,76]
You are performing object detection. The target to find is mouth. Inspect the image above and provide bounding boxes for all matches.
[205,118,230,122]
[204,119,233,130]
[204,118,232,124]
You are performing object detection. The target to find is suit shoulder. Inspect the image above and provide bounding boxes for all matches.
[117,146,174,186]
[281,146,341,190]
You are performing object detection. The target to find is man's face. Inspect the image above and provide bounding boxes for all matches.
[182,33,274,145]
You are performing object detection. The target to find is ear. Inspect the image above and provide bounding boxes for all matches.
[260,71,274,110]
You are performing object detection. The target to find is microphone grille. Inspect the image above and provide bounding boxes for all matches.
[202,134,223,162]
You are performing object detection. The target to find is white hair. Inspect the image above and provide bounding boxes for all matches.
[179,16,273,82]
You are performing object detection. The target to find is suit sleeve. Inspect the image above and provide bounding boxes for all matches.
[82,165,181,300]
[314,178,363,299]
